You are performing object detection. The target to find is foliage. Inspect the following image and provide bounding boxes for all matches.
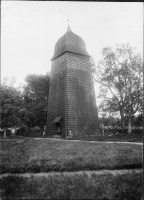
[99,115,143,134]
[0,78,23,129]
[21,73,50,128]
[92,43,143,133]
[0,74,50,133]
[0,171,142,199]
[99,116,118,127]
[0,138,142,173]
[133,114,143,128]
[0,73,50,138]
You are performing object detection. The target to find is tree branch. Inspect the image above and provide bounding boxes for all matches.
[92,75,120,105]
[102,99,119,108]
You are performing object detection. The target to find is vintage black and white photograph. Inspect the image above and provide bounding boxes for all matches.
[0,1,143,199]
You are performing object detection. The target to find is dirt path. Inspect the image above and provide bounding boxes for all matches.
[0,136,142,145]
[0,169,142,179]
[99,141,143,145]
[34,137,143,145]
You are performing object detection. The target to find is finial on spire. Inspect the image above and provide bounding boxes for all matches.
[67,20,72,32]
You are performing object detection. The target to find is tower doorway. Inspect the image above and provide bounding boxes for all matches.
[53,116,62,135]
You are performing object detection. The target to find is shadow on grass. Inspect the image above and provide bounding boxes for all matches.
[0,161,142,174]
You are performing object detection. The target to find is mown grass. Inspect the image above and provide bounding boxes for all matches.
[0,138,142,173]
[0,170,142,200]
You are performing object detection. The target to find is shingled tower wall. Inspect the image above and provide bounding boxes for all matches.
[46,26,100,139]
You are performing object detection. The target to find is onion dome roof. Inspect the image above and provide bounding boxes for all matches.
[51,25,90,61]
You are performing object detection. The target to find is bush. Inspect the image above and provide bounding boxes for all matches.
[17,127,42,137]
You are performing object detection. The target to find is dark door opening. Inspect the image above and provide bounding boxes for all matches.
[53,116,62,135]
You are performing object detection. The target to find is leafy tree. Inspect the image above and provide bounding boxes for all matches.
[0,78,23,138]
[92,43,143,134]
[22,73,50,130]
[0,74,50,137]
[99,116,118,127]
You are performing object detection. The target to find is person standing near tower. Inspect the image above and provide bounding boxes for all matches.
[57,126,61,135]
[43,126,46,137]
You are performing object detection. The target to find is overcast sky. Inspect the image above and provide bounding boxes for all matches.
[1,1,143,91]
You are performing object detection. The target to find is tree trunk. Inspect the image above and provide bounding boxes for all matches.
[4,129,6,139]
[128,118,132,134]
[120,111,125,134]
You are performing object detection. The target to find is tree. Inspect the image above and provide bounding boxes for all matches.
[0,78,23,138]
[22,73,50,130]
[92,43,143,134]
[0,74,50,137]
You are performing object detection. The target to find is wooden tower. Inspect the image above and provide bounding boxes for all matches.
[46,25,100,139]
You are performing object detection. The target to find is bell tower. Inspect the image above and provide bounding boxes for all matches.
[46,25,100,139]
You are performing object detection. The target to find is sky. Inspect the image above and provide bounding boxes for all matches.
[1,1,143,96]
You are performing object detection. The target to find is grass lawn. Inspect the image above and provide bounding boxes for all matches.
[0,138,143,173]
[0,170,142,199]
